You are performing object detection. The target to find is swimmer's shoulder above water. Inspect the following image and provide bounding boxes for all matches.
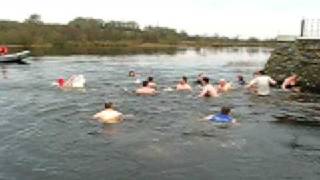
[176,76,192,91]
[93,102,123,124]
[198,77,219,98]
[135,81,158,96]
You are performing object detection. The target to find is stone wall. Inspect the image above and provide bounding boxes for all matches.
[264,39,320,92]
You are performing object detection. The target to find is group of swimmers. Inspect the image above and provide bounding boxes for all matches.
[55,70,301,125]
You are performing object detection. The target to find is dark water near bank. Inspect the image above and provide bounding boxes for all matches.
[1,48,320,180]
[10,46,182,56]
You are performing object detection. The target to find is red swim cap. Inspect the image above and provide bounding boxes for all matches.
[57,78,65,87]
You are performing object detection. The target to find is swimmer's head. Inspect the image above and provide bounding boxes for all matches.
[181,76,188,84]
[202,77,209,84]
[238,75,244,81]
[142,81,149,87]
[148,77,154,82]
[259,70,266,75]
[253,71,260,77]
[219,79,226,85]
[57,78,65,87]
[129,71,135,77]
[105,102,113,109]
[221,106,231,115]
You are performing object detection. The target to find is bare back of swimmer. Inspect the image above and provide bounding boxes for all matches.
[199,77,219,97]
[136,81,157,96]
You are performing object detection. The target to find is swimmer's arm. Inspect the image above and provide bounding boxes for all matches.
[64,78,74,87]
[203,115,214,121]
[281,79,289,91]
[153,90,160,95]
[93,112,102,119]
[198,91,205,97]
[281,82,288,91]
[118,114,124,122]
[213,87,220,97]
[245,79,256,89]
[198,88,207,97]
[269,78,277,86]
[65,75,75,84]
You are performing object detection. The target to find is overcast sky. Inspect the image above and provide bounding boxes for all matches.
[1,0,319,38]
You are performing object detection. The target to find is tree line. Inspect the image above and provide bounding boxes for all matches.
[0,14,275,48]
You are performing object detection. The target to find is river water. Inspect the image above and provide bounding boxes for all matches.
[1,48,320,180]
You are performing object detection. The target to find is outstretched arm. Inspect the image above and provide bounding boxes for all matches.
[198,89,206,97]
[269,78,277,86]
[281,79,289,91]
[245,79,256,89]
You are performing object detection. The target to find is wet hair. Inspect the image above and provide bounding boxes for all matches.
[129,71,135,77]
[253,71,260,76]
[142,81,149,87]
[182,76,188,82]
[105,102,113,109]
[221,106,231,115]
[259,70,266,75]
[238,75,244,81]
[202,77,209,83]
[148,77,154,82]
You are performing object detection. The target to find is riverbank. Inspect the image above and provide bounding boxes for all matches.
[265,39,320,93]
[7,40,276,56]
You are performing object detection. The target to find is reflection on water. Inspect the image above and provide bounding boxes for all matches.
[10,46,184,56]
[1,65,8,79]
[0,48,319,180]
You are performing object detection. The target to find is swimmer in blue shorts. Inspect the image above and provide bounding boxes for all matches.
[205,106,237,123]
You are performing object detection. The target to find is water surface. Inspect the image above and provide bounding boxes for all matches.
[1,48,320,180]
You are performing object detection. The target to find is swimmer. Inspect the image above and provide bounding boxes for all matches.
[198,77,219,97]
[54,77,73,88]
[54,75,86,89]
[248,71,261,92]
[136,81,157,96]
[205,106,237,123]
[0,46,8,55]
[246,70,276,96]
[128,71,142,84]
[71,74,86,88]
[237,75,246,86]
[217,79,232,93]
[93,102,123,124]
[147,76,157,89]
[128,70,136,77]
[129,70,142,78]
[282,74,301,92]
[176,76,192,91]
[195,73,205,85]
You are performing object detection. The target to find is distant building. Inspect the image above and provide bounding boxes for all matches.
[299,19,320,40]
[276,35,297,42]
[276,19,320,42]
